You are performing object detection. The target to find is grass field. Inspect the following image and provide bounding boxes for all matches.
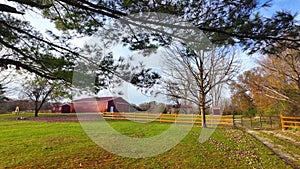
[0,113,293,168]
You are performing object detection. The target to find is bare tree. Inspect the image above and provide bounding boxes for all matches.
[256,49,300,104]
[161,43,239,127]
[22,76,71,117]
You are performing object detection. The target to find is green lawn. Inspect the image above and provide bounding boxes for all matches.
[0,113,292,168]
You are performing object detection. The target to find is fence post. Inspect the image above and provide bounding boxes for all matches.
[134,112,136,121]
[280,114,285,130]
[192,113,194,124]
[241,116,243,127]
[260,115,262,128]
[160,114,161,123]
[233,114,235,127]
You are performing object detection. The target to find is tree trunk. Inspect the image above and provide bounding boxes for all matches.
[199,95,207,128]
[200,106,207,128]
[34,88,53,117]
[34,101,39,117]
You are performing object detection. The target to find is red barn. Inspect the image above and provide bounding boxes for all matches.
[51,104,71,113]
[61,104,71,113]
[70,97,131,113]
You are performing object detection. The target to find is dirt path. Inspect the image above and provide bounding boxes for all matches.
[262,131,300,147]
[247,129,300,169]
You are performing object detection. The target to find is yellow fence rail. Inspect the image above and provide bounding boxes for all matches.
[280,115,300,130]
[102,112,234,126]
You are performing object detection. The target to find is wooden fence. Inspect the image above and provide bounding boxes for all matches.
[280,115,300,130]
[102,112,234,126]
[84,112,300,130]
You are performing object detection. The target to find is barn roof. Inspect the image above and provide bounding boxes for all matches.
[73,97,120,103]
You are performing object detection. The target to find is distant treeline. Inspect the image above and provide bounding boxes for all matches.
[0,99,52,113]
